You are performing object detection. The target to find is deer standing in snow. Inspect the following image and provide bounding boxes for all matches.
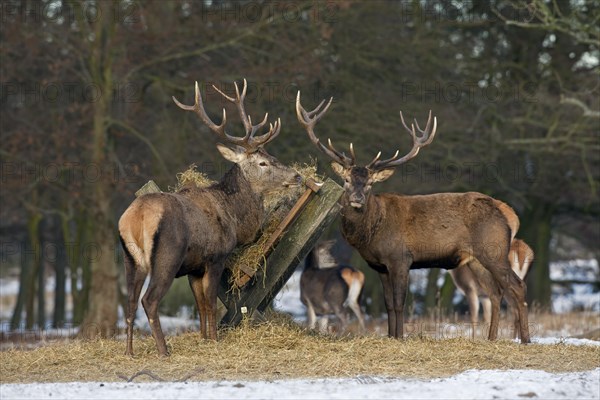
[295,92,531,343]
[119,80,300,356]
[300,240,366,334]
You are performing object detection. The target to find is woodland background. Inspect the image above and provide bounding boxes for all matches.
[0,0,598,337]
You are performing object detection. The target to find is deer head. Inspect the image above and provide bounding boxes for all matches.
[173,80,300,194]
[296,92,437,208]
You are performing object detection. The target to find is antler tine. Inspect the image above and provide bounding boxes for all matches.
[296,91,353,167]
[211,79,282,150]
[212,79,253,140]
[370,110,438,171]
[327,138,353,165]
[250,117,281,147]
[172,81,230,140]
[175,80,282,152]
[349,143,356,165]
[413,110,433,139]
[249,112,269,138]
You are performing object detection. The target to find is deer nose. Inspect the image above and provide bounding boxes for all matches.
[283,173,302,187]
[349,193,365,208]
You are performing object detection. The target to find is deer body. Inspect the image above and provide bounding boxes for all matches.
[300,242,366,333]
[120,80,299,356]
[295,91,531,343]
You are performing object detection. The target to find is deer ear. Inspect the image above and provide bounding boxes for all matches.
[330,161,346,178]
[371,168,395,183]
[217,144,246,163]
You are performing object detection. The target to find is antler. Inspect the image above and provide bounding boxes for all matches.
[296,91,355,168]
[172,79,281,152]
[367,110,437,170]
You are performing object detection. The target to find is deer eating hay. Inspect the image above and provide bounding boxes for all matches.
[295,92,531,343]
[119,80,300,356]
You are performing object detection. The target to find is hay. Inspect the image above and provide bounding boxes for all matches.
[224,161,324,291]
[1,314,599,383]
[169,164,216,192]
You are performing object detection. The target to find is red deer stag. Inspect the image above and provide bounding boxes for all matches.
[119,80,300,356]
[300,240,366,333]
[295,92,531,343]
[450,238,534,339]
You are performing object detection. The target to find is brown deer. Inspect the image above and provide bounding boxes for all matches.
[295,92,531,343]
[300,240,366,333]
[450,238,534,339]
[118,80,300,356]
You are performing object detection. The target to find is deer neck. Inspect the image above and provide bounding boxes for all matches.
[216,165,264,245]
[340,193,382,249]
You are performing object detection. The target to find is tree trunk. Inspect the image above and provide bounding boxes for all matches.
[53,215,66,328]
[24,211,42,329]
[521,199,554,311]
[424,268,441,316]
[10,240,28,330]
[37,220,46,329]
[438,272,455,317]
[79,9,119,339]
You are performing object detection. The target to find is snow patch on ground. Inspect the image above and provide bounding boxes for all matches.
[2,368,598,400]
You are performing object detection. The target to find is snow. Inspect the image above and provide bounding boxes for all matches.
[1,368,599,399]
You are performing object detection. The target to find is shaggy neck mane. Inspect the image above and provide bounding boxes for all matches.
[340,194,383,249]
[213,164,264,245]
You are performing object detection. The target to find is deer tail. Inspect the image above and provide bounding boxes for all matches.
[118,202,163,273]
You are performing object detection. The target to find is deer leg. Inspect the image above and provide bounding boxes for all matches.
[481,296,492,330]
[188,273,208,339]
[317,316,329,334]
[141,275,174,357]
[505,272,530,342]
[485,264,530,343]
[305,299,317,329]
[508,302,519,340]
[465,288,480,340]
[202,264,225,341]
[345,273,366,332]
[389,266,410,339]
[332,303,348,333]
[124,257,147,356]
[347,299,366,333]
[378,271,396,337]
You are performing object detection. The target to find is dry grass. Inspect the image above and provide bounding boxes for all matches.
[1,313,598,384]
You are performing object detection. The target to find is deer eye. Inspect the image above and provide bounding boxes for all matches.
[259,161,268,167]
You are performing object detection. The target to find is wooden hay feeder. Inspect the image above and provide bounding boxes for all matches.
[134,177,344,328]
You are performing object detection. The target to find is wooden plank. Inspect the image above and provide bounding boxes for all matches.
[135,180,161,197]
[218,178,343,327]
[234,179,323,287]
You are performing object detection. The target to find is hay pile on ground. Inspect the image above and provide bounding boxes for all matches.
[1,315,598,383]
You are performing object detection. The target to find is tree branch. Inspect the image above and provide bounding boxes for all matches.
[560,95,600,119]
[106,118,170,176]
